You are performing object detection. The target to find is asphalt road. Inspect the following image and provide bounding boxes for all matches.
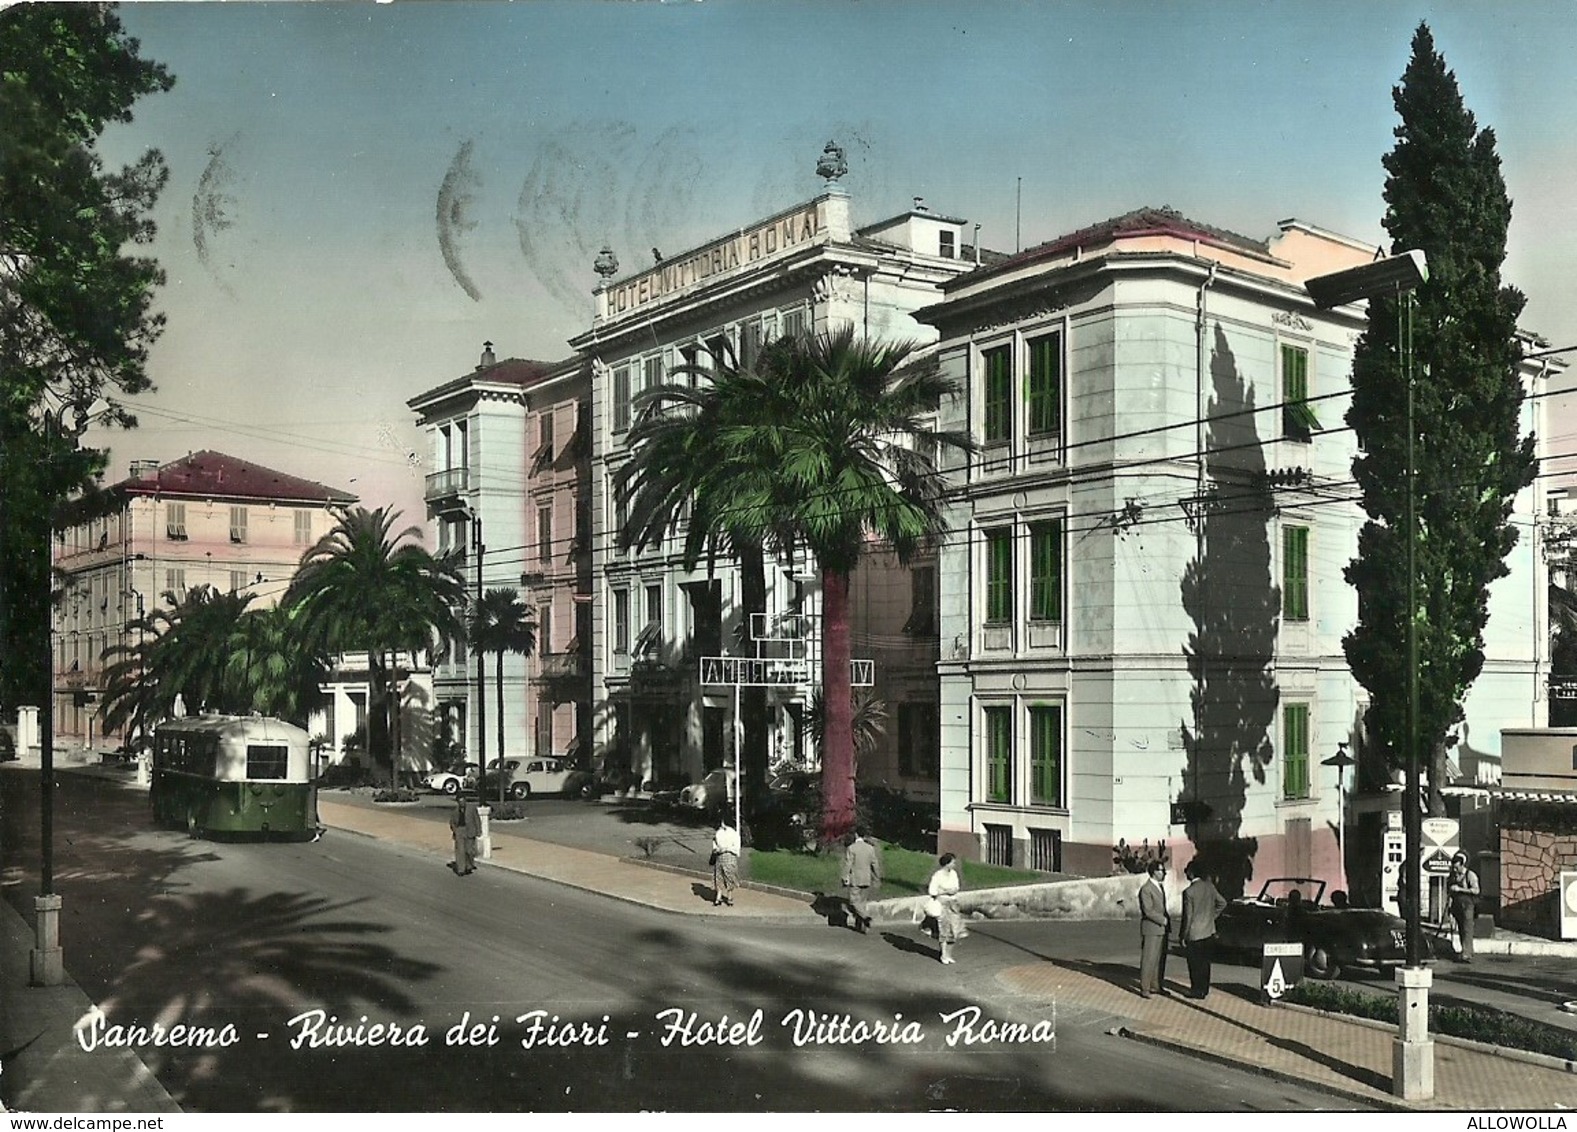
[3,769,1380,1112]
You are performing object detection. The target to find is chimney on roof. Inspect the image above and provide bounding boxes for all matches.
[913,197,928,213]
[129,459,160,479]
[478,341,496,370]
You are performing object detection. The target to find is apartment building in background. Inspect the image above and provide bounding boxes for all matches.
[51,451,356,748]
[917,208,1551,892]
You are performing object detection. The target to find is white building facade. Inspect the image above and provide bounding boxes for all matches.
[918,209,1550,893]
[569,163,979,791]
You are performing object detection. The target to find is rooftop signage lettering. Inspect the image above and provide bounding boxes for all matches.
[605,201,825,320]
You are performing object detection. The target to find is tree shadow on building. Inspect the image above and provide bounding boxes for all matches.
[1178,324,1279,898]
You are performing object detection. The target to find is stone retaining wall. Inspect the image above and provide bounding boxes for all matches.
[1499,800,1577,937]
[870,872,1153,923]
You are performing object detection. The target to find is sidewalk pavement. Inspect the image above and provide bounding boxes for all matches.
[5,755,1576,1113]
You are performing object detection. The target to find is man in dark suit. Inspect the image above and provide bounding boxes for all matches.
[1138,861,1172,997]
[1180,862,1228,998]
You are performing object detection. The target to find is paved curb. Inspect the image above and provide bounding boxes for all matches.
[1116,1024,1413,1112]
[1277,1000,1577,1076]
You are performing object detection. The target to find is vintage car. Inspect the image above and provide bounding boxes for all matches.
[480,757,588,800]
[678,766,736,815]
[1214,877,1410,980]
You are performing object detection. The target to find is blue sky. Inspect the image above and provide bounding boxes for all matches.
[82,0,1577,522]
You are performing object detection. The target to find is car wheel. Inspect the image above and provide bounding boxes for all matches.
[510,783,529,801]
[1304,944,1341,981]
[442,779,459,795]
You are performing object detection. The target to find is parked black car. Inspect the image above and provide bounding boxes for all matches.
[1215,877,1410,980]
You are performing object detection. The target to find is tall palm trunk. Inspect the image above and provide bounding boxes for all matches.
[369,649,392,785]
[495,649,508,804]
[819,568,856,845]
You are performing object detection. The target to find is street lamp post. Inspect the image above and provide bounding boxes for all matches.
[1321,741,1355,895]
[1307,248,1430,1100]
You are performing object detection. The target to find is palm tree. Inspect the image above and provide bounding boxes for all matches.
[283,507,465,785]
[467,587,535,802]
[100,585,327,748]
[718,328,973,844]
[614,340,782,806]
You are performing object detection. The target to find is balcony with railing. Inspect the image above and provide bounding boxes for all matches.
[424,466,470,511]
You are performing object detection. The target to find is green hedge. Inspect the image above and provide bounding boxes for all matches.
[1285,982,1577,1061]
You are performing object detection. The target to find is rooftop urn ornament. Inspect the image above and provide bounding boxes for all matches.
[817,140,847,184]
[593,245,619,284]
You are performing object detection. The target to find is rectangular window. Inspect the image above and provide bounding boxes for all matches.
[1283,703,1310,800]
[781,307,807,340]
[538,505,553,564]
[1026,332,1062,438]
[983,345,1012,444]
[1029,704,1062,807]
[1283,525,1309,622]
[985,528,1013,624]
[294,510,312,545]
[906,564,937,636]
[230,570,247,593]
[613,366,632,432]
[645,583,662,629]
[898,702,940,778]
[740,320,763,370]
[939,230,956,259]
[229,505,247,544]
[164,569,185,602]
[538,606,552,656]
[245,744,289,781]
[983,706,1012,804]
[643,354,664,394]
[165,502,186,541]
[613,590,630,655]
[540,411,555,454]
[1029,519,1063,622]
[1281,344,1316,440]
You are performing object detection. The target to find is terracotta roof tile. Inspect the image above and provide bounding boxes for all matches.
[119,451,357,504]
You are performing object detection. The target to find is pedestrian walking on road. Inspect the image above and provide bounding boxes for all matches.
[1448,851,1481,962]
[1137,860,1172,997]
[451,793,480,876]
[1180,862,1227,999]
[841,827,882,933]
[924,853,965,964]
[711,818,741,906]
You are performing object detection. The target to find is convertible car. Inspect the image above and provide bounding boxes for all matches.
[1214,877,1410,980]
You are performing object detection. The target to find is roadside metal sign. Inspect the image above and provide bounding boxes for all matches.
[1260,942,1304,1001]
[1420,817,1460,875]
[1561,871,1577,941]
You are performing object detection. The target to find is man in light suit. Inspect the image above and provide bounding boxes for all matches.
[841,827,882,933]
[1180,862,1228,999]
[1138,861,1172,998]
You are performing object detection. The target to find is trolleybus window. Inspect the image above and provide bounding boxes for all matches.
[246,743,289,780]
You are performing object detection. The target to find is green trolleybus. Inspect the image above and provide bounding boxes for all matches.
[150,715,316,839]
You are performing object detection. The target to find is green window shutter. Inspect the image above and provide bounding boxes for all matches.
[1283,525,1309,622]
[1029,520,1063,622]
[1026,333,1061,437]
[1283,703,1310,800]
[986,528,1013,623]
[983,346,1012,444]
[1281,345,1317,439]
[1029,704,1062,806]
[984,706,1011,804]
[613,367,632,432]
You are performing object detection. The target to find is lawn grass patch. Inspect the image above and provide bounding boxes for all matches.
[747,842,1043,896]
[1285,980,1577,1061]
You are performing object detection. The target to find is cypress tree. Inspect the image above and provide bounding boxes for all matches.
[1344,23,1536,809]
